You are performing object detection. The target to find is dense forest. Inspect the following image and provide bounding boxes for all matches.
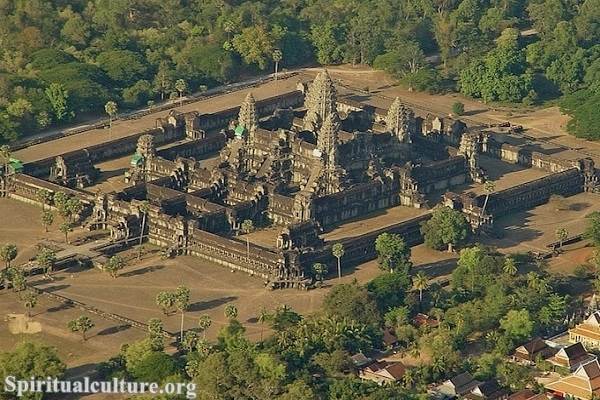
[0,0,598,144]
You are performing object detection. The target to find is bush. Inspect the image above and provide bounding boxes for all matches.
[452,101,465,115]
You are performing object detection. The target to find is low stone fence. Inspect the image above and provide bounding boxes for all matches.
[30,285,177,338]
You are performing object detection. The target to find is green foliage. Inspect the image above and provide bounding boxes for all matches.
[0,243,18,268]
[500,309,534,342]
[122,80,153,107]
[96,50,148,87]
[67,315,95,341]
[232,26,276,70]
[584,211,600,246]
[36,247,56,276]
[0,0,596,145]
[104,255,125,278]
[374,233,412,273]
[421,207,470,251]
[129,352,176,383]
[460,28,534,102]
[323,282,381,325]
[452,102,465,115]
[0,342,65,393]
[560,90,600,140]
[366,272,411,313]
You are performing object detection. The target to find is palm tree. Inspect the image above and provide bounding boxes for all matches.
[272,49,282,80]
[402,368,416,388]
[223,20,234,41]
[104,101,118,138]
[36,248,56,279]
[503,256,518,276]
[198,314,212,339]
[240,219,254,259]
[59,222,72,243]
[527,272,549,292]
[257,306,271,340]
[20,289,38,317]
[481,180,496,216]
[9,268,26,292]
[485,330,500,349]
[41,211,54,233]
[68,316,94,341]
[174,286,191,341]
[556,227,569,251]
[104,255,124,278]
[175,79,187,106]
[36,189,52,211]
[0,244,17,270]
[312,263,328,284]
[332,243,345,280]
[225,304,238,320]
[138,201,149,259]
[156,291,176,315]
[412,271,429,303]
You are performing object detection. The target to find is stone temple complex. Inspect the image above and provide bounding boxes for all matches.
[2,71,599,288]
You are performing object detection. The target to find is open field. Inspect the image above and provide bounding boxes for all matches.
[0,290,145,371]
[479,192,600,273]
[0,198,69,265]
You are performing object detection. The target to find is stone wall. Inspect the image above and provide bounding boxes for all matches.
[485,168,584,217]
[484,137,577,173]
[412,156,469,193]
[301,213,431,271]
[157,133,227,161]
[24,126,182,178]
[313,180,399,228]
[8,173,93,208]
[186,90,304,133]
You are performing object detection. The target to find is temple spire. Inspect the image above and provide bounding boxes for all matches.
[386,97,415,143]
[237,92,258,140]
[303,70,337,132]
[318,111,339,161]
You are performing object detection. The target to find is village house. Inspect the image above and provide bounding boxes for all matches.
[546,359,600,400]
[512,337,555,365]
[382,328,399,349]
[506,389,548,400]
[413,312,440,329]
[350,352,372,369]
[359,361,406,385]
[569,311,600,349]
[548,342,596,371]
[437,372,480,398]
[464,381,509,400]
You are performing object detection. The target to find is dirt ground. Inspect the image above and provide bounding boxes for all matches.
[479,192,600,273]
[0,290,145,371]
[0,198,69,266]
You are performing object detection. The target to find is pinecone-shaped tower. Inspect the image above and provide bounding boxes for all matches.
[317,113,344,195]
[458,132,485,183]
[303,70,338,133]
[137,134,156,159]
[386,97,415,143]
[237,92,258,141]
